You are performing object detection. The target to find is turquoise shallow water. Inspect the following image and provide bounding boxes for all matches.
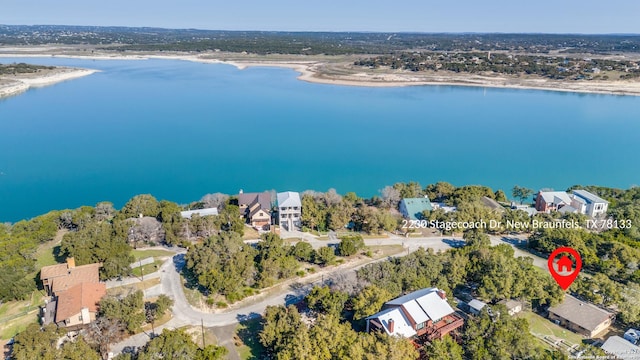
[0,57,639,222]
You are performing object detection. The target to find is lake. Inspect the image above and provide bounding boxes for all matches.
[1,57,639,222]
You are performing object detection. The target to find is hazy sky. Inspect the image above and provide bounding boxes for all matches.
[2,0,639,34]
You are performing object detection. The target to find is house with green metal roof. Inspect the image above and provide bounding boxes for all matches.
[399,197,433,220]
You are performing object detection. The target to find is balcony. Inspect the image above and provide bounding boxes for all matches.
[420,314,464,341]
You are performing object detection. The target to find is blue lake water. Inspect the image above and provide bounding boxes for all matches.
[1,57,639,222]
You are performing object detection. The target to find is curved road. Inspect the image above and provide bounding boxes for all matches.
[110,233,540,355]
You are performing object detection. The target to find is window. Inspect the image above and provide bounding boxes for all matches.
[416,322,425,330]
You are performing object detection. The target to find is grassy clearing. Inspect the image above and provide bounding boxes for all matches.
[0,310,38,339]
[366,245,405,258]
[131,249,175,259]
[235,318,265,360]
[106,278,161,297]
[131,260,163,277]
[242,226,261,240]
[518,311,584,347]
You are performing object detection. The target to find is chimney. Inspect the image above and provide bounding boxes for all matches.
[66,257,76,269]
[437,289,446,300]
[387,319,394,333]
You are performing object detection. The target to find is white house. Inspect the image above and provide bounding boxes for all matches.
[571,190,609,218]
[277,191,301,231]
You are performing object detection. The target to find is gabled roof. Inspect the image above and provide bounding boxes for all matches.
[538,191,572,205]
[40,263,71,280]
[572,190,608,205]
[366,307,417,338]
[385,288,454,323]
[601,336,640,360]
[400,198,433,220]
[277,191,301,208]
[468,299,487,312]
[238,192,271,211]
[50,263,102,295]
[549,295,613,332]
[55,282,106,322]
[180,207,218,219]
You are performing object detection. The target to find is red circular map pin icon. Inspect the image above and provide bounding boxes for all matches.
[548,247,582,290]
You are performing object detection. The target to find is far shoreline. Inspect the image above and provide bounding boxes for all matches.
[1,51,640,97]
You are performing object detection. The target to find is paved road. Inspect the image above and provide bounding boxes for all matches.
[110,232,543,355]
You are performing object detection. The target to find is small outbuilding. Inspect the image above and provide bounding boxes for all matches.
[497,299,523,316]
[468,299,487,316]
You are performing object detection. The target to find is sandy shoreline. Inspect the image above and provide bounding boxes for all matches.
[0,67,99,99]
[1,50,640,96]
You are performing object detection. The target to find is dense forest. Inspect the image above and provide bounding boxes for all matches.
[1,25,639,54]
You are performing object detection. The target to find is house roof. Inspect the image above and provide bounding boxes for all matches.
[180,207,218,219]
[572,190,608,205]
[468,299,487,311]
[50,263,102,295]
[238,192,272,211]
[385,288,454,323]
[366,307,417,338]
[40,263,71,280]
[400,198,433,220]
[481,196,505,212]
[601,336,640,360]
[548,295,613,333]
[277,191,301,208]
[558,205,578,214]
[538,191,572,205]
[55,282,106,322]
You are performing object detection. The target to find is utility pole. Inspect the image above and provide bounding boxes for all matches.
[201,318,205,348]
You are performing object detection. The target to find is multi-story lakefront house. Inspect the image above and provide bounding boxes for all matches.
[277,191,301,231]
[237,191,272,228]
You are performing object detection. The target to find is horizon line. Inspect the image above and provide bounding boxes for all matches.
[1,24,639,37]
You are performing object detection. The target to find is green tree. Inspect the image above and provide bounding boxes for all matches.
[289,241,314,262]
[119,194,160,219]
[137,329,197,360]
[314,246,336,266]
[351,285,393,320]
[99,290,145,333]
[305,286,349,316]
[512,185,534,205]
[424,334,463,360]
[12,323,64,360]
[338,234,365,256]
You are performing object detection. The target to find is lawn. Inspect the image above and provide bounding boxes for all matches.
[131,259,163,277]
[131,249,175,259]
[518,311,584,347]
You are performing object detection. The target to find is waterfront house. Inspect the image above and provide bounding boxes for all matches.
[277,191,301,231]
[366,288,464,342]
[399,197,433,220]
[548,295,614,338]
[237,191,272,228]
[535,189,608,218]
[534,191,573,213]
[571,189,609,218]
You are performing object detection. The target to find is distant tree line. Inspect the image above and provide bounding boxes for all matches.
[355,52,640,80]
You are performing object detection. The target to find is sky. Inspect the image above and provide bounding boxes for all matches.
[1,0,639,34]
